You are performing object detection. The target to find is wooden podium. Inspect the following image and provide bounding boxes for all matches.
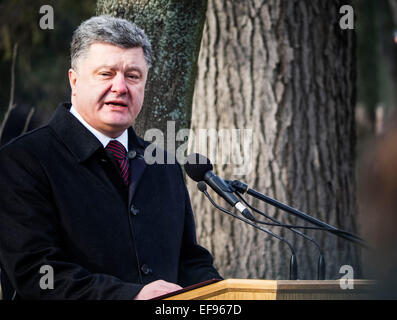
[164,279,375,300]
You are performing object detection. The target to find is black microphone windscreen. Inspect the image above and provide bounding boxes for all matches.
[184,153,213,182]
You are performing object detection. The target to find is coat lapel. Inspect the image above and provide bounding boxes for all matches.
[49,103,150,207]
[49,103,128,203]
[49,103,103,163]
[127,127,148,207]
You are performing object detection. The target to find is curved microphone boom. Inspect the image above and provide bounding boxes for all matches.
[184,153,255,221]
[227,179,369,248]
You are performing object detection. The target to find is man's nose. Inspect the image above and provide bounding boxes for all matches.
[111,73,128,94]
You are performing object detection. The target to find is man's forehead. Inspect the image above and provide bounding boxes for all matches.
[78,42,147,69]
[87,42,144,55]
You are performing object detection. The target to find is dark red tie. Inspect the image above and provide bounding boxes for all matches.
[106,140,130,186]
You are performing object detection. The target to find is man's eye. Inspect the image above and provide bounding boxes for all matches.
[128,74,140,79]
[100,73,112,76]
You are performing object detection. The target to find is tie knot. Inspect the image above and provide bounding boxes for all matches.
[106,140,127,160]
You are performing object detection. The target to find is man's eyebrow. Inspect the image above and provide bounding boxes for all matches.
[125,66,143,74]
[94,65,143,73]
[95,64,115,70]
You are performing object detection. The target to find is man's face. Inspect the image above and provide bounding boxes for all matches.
[68,42,148,138]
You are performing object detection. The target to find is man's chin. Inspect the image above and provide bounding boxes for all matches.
[102,121,133,136]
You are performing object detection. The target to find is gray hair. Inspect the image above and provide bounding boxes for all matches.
[71,15,152,69]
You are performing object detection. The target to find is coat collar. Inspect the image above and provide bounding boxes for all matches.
[49,103,146,163]
[49,103,149,204]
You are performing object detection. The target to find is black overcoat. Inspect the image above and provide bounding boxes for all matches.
[0,103,221,299]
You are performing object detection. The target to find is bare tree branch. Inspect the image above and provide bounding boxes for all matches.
[21,107,36,135]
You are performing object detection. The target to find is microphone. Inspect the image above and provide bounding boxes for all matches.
[227,179,369,248]
[184,153,255,221]
[197,181,298,280]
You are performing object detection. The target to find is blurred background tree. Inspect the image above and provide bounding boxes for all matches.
[0,0,96,145]
[354,0,397,145]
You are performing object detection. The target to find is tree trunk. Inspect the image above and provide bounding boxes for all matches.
[96,0,207,141]
[188,0,361,280]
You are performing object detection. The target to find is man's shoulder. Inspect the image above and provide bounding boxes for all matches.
[0,126,58,180]
[1,125,52,147]
[0,125,57,160]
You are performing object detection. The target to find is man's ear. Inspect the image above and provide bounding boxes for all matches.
[68,68,77,96]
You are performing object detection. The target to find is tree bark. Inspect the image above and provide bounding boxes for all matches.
[189,0,361,280]
[96,0,207,141]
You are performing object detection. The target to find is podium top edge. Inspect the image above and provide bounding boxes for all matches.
[221,279,376,290]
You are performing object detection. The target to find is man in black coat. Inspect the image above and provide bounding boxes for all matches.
[0,15,221,300]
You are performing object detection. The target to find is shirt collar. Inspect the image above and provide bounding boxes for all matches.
[70,105,128,151]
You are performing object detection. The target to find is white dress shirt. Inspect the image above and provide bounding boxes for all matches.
[69,105,128,151]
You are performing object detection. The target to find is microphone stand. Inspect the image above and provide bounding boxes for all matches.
[197,182,298,280]
[228,180,369,249]
[235,192,326,280]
